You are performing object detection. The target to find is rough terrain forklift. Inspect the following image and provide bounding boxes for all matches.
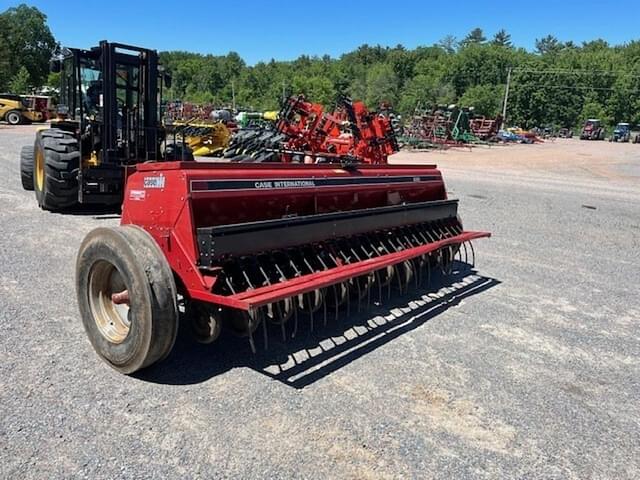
[19,41,188,209]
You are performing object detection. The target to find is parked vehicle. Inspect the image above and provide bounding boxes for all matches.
[610,123,631,142]
[0,93,44,125]
[20,95,52,121]
[557,128,574,138]
[580,119,606,140]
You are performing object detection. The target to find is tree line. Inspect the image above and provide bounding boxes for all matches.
[2,4,640,128]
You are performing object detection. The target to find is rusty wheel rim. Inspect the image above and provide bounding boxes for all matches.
[88,260,131,344]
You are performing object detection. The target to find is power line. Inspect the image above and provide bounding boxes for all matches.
[509,67,640,93]
[513,68,640,78]
[513,84,640,93]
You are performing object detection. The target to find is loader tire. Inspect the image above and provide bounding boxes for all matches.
[34,129,79,210]
[20,145,35,190]
[76,225,178,374]
[5,109,23,125]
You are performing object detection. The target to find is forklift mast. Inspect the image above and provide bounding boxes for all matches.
[100,41,160,164]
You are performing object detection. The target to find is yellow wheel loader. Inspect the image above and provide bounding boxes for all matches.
[0,94,44,124]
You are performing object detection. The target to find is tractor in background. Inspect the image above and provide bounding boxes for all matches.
[0,93,44,124]
[557,128,574,139]
[580,119,606,140]
[20,94,53,121]
[610,123,631,142]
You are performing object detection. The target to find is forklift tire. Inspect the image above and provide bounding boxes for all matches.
[5,110,23,125]
[76,225,178,374]
[34,129,79,210]
[20,145,35,190]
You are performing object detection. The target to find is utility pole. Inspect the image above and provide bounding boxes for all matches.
[231,80,236,112]
[282,80,286,104]
[502,67,512,124]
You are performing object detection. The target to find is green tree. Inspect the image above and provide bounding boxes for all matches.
[436,35,458,54]
[492,29,512,48]
[461,28,486,47]
[0,4,57,91]
[579,100,610,126]
[291,75,335,106]
[448,43,517,96]
[9,65,30,93]
[459,84,503,116]
[46,71,60,89]
[137,29,640,127]
[535,35,562,55]
[365,63,399,107]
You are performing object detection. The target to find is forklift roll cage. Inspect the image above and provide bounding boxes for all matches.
[53,41,168,203]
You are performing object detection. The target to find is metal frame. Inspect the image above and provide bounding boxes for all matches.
[197,199,459,262]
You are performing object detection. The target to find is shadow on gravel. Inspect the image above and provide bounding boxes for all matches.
[54,204,121,218]
[136,263,500,388]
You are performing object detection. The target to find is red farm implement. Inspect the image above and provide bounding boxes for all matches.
[223,95,399,164]
[76,160,490,373]
[402,106,504,148]
[469,114,503,141]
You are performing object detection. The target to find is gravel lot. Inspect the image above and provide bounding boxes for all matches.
[1,125,639,479]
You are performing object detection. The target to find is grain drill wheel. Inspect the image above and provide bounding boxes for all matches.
[75,225,178,374]
[190,302,222,344]
[20,145,35,190]
[34,129,80,210]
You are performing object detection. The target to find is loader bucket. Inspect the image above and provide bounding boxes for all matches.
[121,161,490,351]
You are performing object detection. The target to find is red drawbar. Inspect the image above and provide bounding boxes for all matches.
[187,230,490,311]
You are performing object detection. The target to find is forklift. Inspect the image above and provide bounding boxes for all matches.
[20,41,191,210]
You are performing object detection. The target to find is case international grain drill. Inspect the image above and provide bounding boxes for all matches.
[19,41,490,374]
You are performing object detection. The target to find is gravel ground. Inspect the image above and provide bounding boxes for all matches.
[1,125,639,479]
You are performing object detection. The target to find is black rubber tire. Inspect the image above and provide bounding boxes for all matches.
[164,142,195,161]
[76,225,178,374]
[190,302,222,344]
[34,129,80,210]
[5,110,23,125]
[20,145,35,190]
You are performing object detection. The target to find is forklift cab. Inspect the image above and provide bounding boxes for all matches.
[51,41,172,203]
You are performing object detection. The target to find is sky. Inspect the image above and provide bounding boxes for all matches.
[2,0,638,64]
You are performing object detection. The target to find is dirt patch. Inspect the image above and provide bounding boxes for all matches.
[407,385,518,455]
